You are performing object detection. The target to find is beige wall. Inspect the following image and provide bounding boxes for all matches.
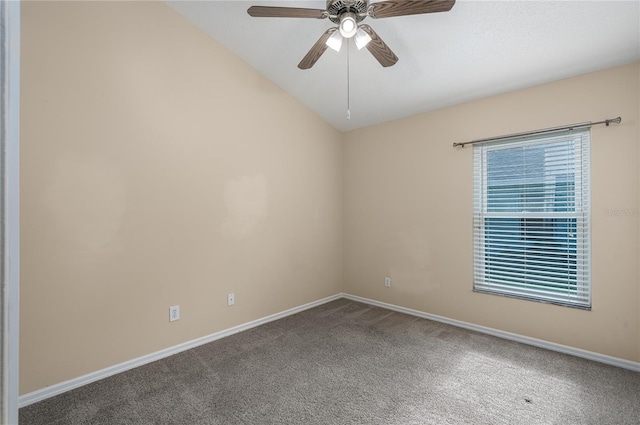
[344,62,640,363]
[20,1,343,394]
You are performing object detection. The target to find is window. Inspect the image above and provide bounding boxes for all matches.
[473,129,590,309]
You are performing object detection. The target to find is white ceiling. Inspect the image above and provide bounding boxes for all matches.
[166,1,640,132]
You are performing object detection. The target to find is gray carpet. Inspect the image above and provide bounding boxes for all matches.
[19,299,640,424]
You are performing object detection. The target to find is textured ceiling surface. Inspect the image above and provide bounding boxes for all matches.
[167,1,640,131]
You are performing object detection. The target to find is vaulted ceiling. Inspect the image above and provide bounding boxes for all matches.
[167,1,640,131]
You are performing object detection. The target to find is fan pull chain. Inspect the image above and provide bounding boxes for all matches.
[347,39,350,120]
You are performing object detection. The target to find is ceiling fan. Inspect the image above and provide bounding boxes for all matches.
[247,0,456,69]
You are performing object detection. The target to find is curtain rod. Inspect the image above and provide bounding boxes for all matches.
[453,117,622,148]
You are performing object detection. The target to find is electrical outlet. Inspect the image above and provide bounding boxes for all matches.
[227,293,235,306]
[384,277,391,287]
[169,305,180,322]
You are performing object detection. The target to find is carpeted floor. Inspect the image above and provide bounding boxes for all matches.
[19,299,640,424]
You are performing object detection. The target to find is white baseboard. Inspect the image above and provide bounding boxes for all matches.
[342,293,640,372]
[18,294,343,408]
[19,292,639,408]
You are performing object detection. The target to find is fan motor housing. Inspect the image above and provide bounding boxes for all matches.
[327,0,369,24]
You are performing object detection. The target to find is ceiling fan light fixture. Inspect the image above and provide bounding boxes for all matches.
[339,12,357,38]
[326,30,343,52]
[355,27,372,50]
[248,0,458,70]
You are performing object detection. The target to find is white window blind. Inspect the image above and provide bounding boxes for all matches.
[473,129,591,309]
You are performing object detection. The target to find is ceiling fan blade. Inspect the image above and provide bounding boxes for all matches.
[298,29,336,70]
[359,25,398,67]
[247,6,327,19]
[369,0,455,19]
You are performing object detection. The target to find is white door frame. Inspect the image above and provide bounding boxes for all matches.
[1,0,20,423]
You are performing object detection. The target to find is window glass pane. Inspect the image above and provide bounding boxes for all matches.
[486,141,576,213]
[484,217,577,292]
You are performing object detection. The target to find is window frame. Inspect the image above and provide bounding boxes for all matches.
[473,129,591,310]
